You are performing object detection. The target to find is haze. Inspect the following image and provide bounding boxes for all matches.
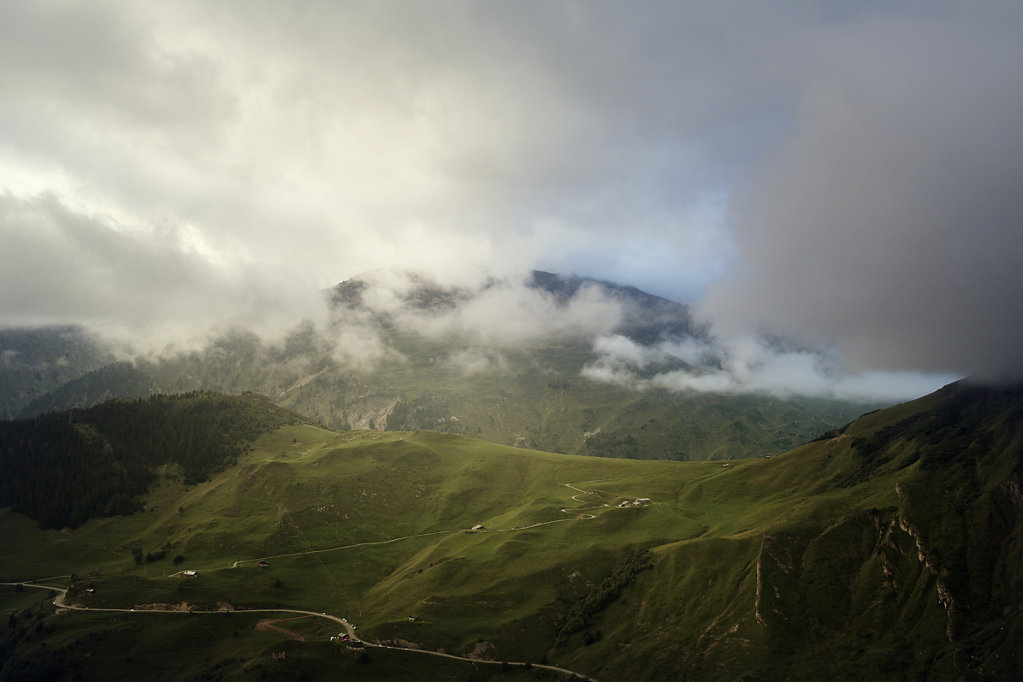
[2,1,1021,397]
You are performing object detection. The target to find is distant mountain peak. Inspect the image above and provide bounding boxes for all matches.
[328,268,702,344]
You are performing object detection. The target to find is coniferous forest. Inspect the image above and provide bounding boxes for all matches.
[0,392,305,529]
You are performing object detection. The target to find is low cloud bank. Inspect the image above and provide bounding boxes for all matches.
[445,347,510,376]
[0,215,959,403]
[582,333,957,403]
[329,273,960,403]
[704,8,1023,379]
[329,269,625,350]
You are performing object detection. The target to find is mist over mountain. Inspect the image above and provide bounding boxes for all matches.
[0,269,934,461]
[0,326,117,420]
[321,269,951,401]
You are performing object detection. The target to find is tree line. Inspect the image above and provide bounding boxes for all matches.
[0,391,304,529]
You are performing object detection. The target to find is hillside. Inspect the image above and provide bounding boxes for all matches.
[0,326,116,419]
[0,392,309,529]
[7,271,880,461]
[2,379,1022,680]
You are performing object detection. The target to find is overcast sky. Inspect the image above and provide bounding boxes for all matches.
[1,1,1021,382]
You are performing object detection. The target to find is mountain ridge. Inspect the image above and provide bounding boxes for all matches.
[5,270,883,462]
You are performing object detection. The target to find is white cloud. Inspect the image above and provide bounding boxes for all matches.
[0,193,326,351]
[590,335,665,369]
[1,1,1019,382]
[329,321,403,370]
[0,0,759,329]
[583,332,957,402]
[446,348,509,376]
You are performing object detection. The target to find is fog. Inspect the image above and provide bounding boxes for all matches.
[582,333,957,402]
[701,6,1023,378]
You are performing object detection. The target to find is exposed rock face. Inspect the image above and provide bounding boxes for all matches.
[896,516,937,571]
[754,532,801,629]
[753,507,965,653]
[344,397,398,430]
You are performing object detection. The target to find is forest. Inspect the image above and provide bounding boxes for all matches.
[0,392,305,529]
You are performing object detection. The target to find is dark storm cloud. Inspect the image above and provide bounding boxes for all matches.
[704,5,1023,377]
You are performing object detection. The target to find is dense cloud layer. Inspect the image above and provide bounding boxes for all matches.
[702,6,1023,377]
[0,193,326,347]
[0,0,770,313]
[582,333,956,402]
[325,272,954,402]
[1,1,1020,391]
[339,269,624,345]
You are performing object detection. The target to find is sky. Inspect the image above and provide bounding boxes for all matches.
[1,0,1022,392]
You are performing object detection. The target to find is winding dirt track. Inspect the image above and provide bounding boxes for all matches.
[5,479,623,682]
[7,581,597,681]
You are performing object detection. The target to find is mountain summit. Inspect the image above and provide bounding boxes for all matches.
[326,269,702,344]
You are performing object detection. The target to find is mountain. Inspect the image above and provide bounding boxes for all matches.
[2,379,1021,680]
[15,360,158,417]
[5,271,880,461]
[0,326,116,419]
[329,269,704,343]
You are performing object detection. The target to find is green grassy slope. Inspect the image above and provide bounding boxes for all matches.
[0,392,310,529]
[3,379,1022,680]
[354,330,862,460]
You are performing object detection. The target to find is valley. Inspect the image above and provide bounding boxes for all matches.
[2,1,1017,678]
[3,379,1023,679]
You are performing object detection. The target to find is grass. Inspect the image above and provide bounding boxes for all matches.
[1,591,547,682]
[1,423,898,657]
[4,379,1023,680]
